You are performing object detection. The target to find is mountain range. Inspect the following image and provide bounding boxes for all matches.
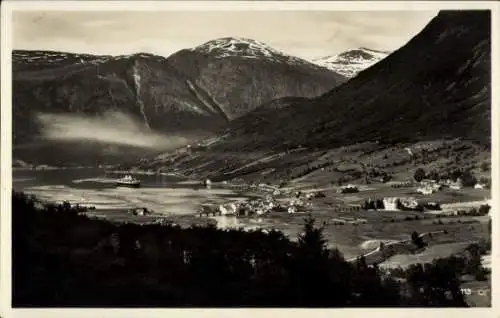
[13,10,490,173]
[312,48,390,78]
[129,10,491,184]
[13,37,346,137]
[13,37,346,164]
[215,10,491,151]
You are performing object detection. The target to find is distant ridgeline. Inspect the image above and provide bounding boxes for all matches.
[13,191,489,307]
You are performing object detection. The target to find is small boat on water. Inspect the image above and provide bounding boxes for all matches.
[116,175,141,188]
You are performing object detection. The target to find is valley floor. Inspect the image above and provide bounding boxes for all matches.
[15,138,492,306]
[113,138,492,285]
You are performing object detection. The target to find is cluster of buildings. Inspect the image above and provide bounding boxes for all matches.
[200,190,320,217]
[439,178,464,190]
[415,177,488,195]
[416,180,444,195]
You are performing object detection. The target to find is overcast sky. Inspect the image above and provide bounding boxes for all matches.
[13,10,439,60]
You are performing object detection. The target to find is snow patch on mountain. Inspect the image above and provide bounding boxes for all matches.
[189,37,316,67]
[193,37,282,57]
[13,51,111,67]
[312,48,390,78]
[13,50,166,67]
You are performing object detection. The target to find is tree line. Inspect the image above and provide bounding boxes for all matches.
[12,191,474,307]
[413,167,489,187]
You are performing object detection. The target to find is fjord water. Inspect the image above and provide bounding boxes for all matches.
[11,168,325,252]
[12,168,248,217]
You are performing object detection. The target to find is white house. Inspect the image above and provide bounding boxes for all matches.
[383,197,400,211]
[417,187,434,195]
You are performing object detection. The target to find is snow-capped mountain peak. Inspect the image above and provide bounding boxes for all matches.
[312,47,390,78]
[190,37,288,59]
[189,37,318,69]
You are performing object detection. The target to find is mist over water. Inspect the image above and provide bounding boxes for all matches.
[36,111,192,150]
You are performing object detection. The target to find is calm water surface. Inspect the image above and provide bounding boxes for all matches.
[13,168,253,217]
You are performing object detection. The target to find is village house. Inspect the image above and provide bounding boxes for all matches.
[474,183,487,189]
[218,203,238,216]
[383,197,400,211]
[450,183,463,190]
[417,187,434,195]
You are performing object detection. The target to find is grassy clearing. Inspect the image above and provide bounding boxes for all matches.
[204,208,489,260]
[379,242,471,269]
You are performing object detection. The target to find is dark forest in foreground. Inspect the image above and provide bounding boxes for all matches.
[12,191,490,307]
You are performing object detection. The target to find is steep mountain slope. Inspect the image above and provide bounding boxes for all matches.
[166,37,346,119]
[226,97,310,137]
[13,51,228,145]
[313,48,390,78]
[130,10,491,183]
[215,10,491,151]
